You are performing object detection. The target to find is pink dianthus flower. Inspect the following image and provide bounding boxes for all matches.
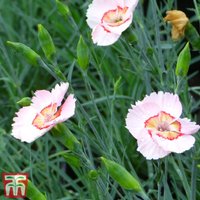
[126,91,200,160]
[11,82,76,143]
[86,0,139,46]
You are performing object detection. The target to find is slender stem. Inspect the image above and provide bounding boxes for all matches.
[175,76,184,94]
[191,159,197,200]
[39,59,61,81]
[139,190,150,200]
[164,157,168,200]
[157,160,162,200]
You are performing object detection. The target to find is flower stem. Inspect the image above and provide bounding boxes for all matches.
[164,157,168,200]
[191,159,197,200]
[39,59,60,81]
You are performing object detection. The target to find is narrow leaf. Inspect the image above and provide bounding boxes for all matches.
[114,76,122,94]
[54,67,67,81]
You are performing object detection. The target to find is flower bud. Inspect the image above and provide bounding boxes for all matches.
[176,42,191,77]
[38,24,56,61]
[17,97,31,106]
[7,41,40,65]
[77,35,89,71]
[88,170,99,180]
[26,180,46,200]
[185,22,200,50]
[56,0,70,16]
[63,152,81,168]
[101,157,142,191]
[164,10,189,40]
[51,123,80,150]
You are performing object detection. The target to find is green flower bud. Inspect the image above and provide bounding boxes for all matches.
[51,123,80,150]
[17,97,31,106]
[56,0,70,16]
[38,24,56,61]
[185,22,200,50]
[26,180,46,200]
[77,35,89,71]
[7,41,40,66]
[176,42,191,77]
[63,152,81,168]
[88,170,99,180]
[101,157,142,191]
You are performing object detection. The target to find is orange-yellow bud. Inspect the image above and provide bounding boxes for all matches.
[164,10,189,40]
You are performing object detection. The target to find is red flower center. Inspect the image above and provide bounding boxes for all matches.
[102,6,129,27]
[32,103,62,129]
[145,111,182,140]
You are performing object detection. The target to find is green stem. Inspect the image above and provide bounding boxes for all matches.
[38,60,61,81]
[164,157,168,200]
[175,76,184,94]
[139,190,150,200]
[157,160,162,200]
[191,159,197,200]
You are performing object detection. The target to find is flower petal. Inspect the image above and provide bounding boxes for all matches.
[126,102,160,139]
[31,83,69,111]
[31,90,52,111]
[86,0,118,28]
[11,106,52,143]
[103,13,133,34]
[52,94,76,124]
[137,129,170,160]
[11,82,76,143]
[103,0,139,34]
[152,134,195,153]
[142,91,182,119]
[92,24,121,46]
[124,0,139,10]
[178,118,200,134]
[51,82,69,107]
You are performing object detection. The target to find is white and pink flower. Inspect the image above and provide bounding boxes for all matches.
[11,82,76,143]
[86,0,139,46]
[126,91,200,160]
